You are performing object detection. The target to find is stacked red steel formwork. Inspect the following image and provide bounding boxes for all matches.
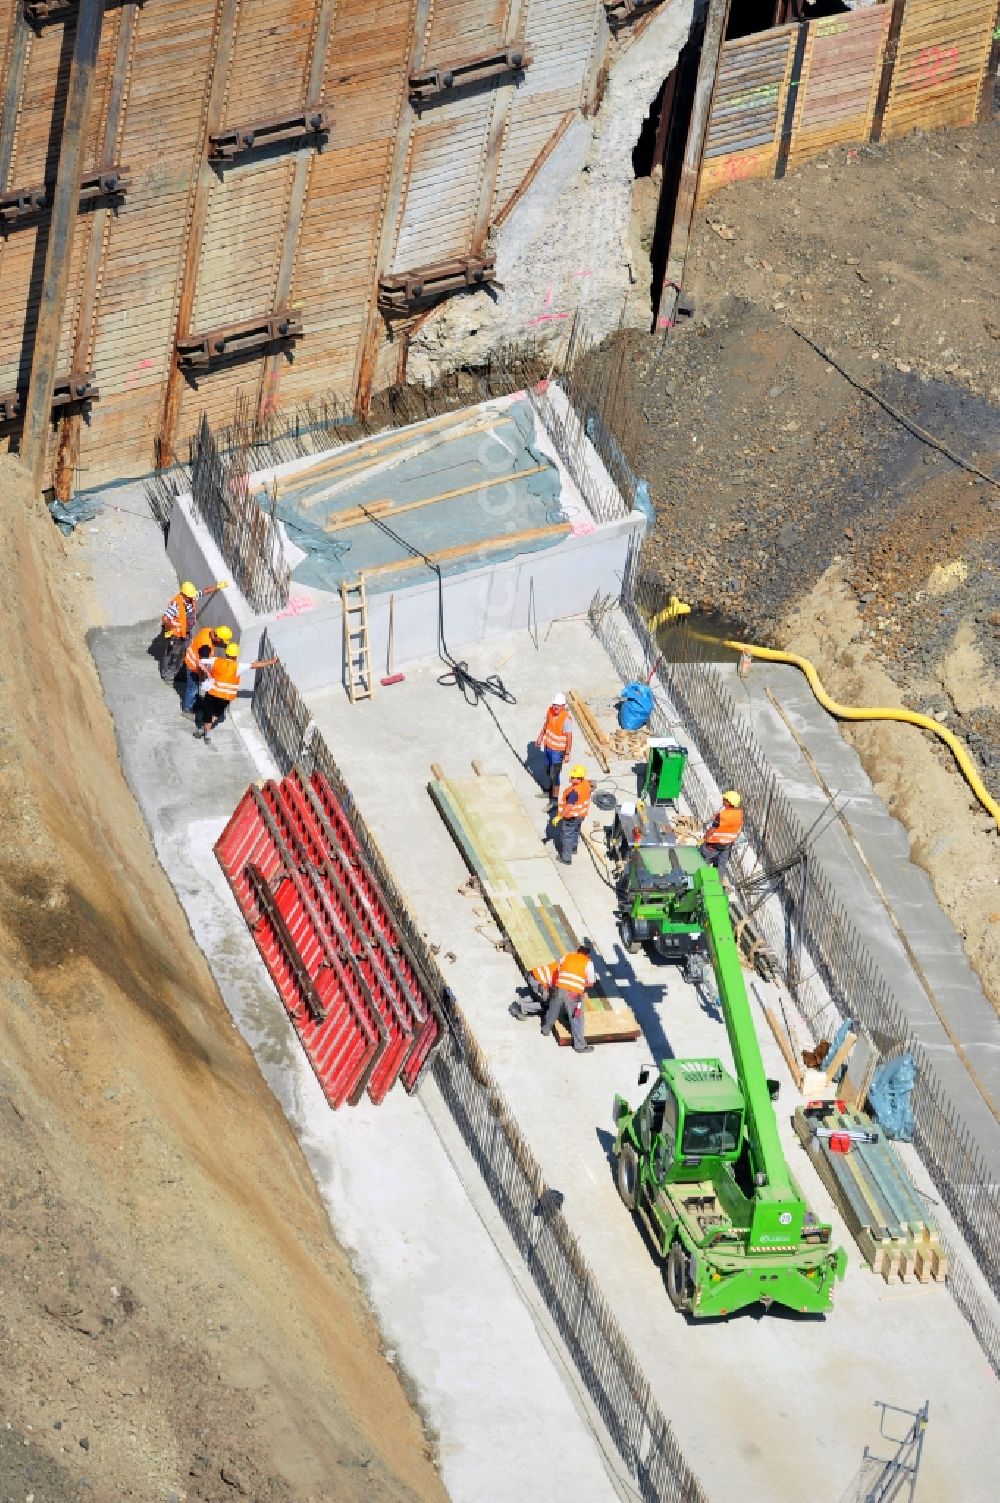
[214,767,441,1107]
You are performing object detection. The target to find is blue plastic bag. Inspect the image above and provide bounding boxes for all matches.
[619,682,654,731]
[868,1052,916,1141]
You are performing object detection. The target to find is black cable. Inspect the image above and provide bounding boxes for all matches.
[356,505,521,737]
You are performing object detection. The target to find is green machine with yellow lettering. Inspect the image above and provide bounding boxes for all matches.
[613,864,846,1318]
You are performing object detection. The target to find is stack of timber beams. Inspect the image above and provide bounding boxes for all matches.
[429,770,640,1045]
[793,1104,948,1283]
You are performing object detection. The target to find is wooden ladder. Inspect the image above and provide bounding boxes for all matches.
[341,574,373,703]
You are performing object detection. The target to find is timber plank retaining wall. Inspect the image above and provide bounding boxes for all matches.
[698,0,997,202]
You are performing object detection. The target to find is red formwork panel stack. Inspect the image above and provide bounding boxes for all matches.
[215,769,441,1108]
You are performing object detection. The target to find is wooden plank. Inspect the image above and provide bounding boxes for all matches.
[763,1003,804,1089]
[322,460,553,531]
[360,520,571,579]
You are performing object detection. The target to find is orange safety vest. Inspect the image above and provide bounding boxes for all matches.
[184,626,217,673]
[206,657,240,702]
[704,805,744,847]
[556,951,594,997]
[540,706,572,754]
[530,963,555,989]
[162,591,195,638]
[558,777,591,822]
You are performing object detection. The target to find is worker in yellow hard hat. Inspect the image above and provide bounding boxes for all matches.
[700,790,744,882]
[551,764,592,866]
[194,640,278,745]
[158,577,228,684]
[181,622,233,717]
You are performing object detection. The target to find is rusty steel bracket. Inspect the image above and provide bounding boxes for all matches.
[208,107,331,162]
[0,371,98,426]
[378,254,496,314]
[604,0,662,18]
[25,0,145,25]
[408,47,530,105]
[0,167,131,228]
[176,312,303,371]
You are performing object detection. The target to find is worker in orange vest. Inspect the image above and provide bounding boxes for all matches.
[158,578,227,683]
[700,790,744,882]
[535,692,573,801]
[509,960,557,1021]
[181,623,233,716]
[551,764,591,865]
[193,642,278,744]
[541,941,596,1054]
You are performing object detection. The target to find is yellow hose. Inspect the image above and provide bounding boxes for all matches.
[646,605,1000,829]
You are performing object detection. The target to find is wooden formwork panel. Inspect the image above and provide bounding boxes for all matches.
[698,28,795,200]
[492,0,600,216]
[425,0,508,56]
[881,0,996,137]
[276,140,392,406]
[222,0,316,126]
[787,7,889,167]
[8,15,72,186]
[391,93,495,270]
[80,0,218,480]
[0,225,39,395]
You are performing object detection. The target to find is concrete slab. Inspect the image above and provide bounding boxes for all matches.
[88,620,622,1503]
[302,618,1000,1503]
[721,660,1000,1175]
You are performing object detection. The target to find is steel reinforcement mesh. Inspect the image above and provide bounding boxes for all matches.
[250,646,707,1503]
[610,578,1000,1380]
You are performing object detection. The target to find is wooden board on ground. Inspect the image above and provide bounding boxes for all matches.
[429,772,640,1046]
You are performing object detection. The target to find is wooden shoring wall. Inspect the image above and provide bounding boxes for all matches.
[0,0,613,493]
[696,0,997,206]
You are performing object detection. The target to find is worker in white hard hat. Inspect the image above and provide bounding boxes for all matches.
[158,577,228,684]
[194,641,278,745]
[700,790,744,882]
[535,691,573,801]
[551,764,592,865]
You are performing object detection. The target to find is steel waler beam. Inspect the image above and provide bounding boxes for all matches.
[22,0,106,495]
[654,0,732,334]
[354,0,434,411]
[156,0,241,468]
[258,0,339,421]
[54,0,139,500]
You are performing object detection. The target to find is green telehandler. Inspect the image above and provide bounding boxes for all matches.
[613,864,846,1318]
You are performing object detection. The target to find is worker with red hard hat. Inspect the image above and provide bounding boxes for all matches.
[158,577,228,684]
[535,691,573,801]
[194,641,278,745]
[551,764,591,866]
[700,790,744,882]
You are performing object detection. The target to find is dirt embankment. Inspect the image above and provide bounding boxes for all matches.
[0,457,446,1500]
[612,120,1000,1002]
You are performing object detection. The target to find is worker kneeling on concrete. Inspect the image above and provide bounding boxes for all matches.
[700,790,744,882]
[158,578,227,684]
[181,623,232,716]
[194,642,278,745]
[511,943,596,1054]
[551,765,591,865]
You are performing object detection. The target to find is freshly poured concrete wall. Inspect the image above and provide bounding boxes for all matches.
[266,510,644,694]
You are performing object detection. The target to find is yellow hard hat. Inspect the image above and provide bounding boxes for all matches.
[722,790,741,807]
[180,581,197,598]
[215,625,233,643]
[570,764,586,780]
[225,643,240,659]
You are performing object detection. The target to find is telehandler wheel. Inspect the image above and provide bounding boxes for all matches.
[621,917,641,955]
[616,1142,639,1210]
[665,1240,694,1312]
